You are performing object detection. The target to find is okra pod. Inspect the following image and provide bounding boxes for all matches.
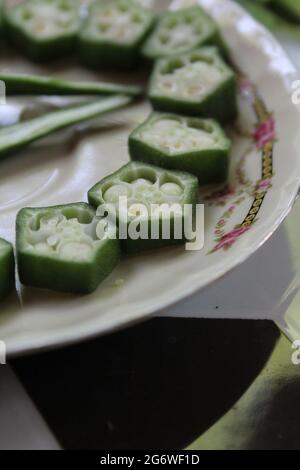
[5,0,81,61]
[78,0,155,70]
[142,5,225,61]
[16,203,120,294]
[129,112,231,185]
[88,161,198,253]
[0,95,132,159]
[0,238,15,301]
[237,0,300,40]
[148,47,237,123]
[0,72,143,97]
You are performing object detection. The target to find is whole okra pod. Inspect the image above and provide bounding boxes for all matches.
[0,95,132,159]
[0,73,143,97]
[0,238,15,301]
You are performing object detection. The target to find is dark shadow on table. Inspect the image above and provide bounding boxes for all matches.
[12,318,279,450]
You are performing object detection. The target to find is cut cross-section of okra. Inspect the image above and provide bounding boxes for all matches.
[78,0,155,70]
[16,203,120,294]
[0,238,15,301]
[88,162,198,253]
[129,112,231,185]
[142,5,225,61]
[5,0,81,61]
[148,47,237,123]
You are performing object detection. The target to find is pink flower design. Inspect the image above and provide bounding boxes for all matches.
[239,79,254,97]
[256,178,272,192]
[205,186,235,202]
[212,226,250,252]
[254,117,275,149]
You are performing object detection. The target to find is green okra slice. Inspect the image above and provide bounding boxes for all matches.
[142,5,225,61]
[16,203,120,294]
[0,72,143,97]
[0,238,15,301]
[88,162,198,253]
[129,112,231,185]
[0,95,132,159]
[78,0,155,70]
[4,0,81,61]
[148,47,237,123]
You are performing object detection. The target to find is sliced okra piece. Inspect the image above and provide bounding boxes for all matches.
[4,0,81,62]
[129,112,231,185]
[0,238,15,301]
[142,5,225,61]
[148,47,237,123]
[0,95,132,160]
[78,0,155,70]
[16,203,120,294]
[0,72,143,97]
[88,162,198,253]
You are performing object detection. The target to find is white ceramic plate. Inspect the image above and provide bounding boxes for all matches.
[1,0,300,356]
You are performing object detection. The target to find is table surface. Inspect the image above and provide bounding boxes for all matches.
[1,25,300,451]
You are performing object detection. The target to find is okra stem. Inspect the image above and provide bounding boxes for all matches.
[0,95,132,159]
[0,73,143,97]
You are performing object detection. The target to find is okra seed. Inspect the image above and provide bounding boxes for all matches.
[128,204,148,218]
[103,184,131,203]
[59,242,93,260]
[22,9,33,20]
[131,178,153,187]
[35,242,53,253]
[160,183,183,196]
[132,14,142,24]
[47,235,59,247]
[95,220,108,240]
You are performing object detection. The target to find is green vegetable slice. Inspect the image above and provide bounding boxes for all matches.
[129,112,231,184]
[148,47,237,123]
[78,0,155,70]
[0,72,143,97]
[142,5,225,61]
[88,161,198,253]
[16,203,120,294]
[0,95,132,159]
[4,0,81,61]
[0,238,15,301]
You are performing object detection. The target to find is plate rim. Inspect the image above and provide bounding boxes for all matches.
[4,0,300,357]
